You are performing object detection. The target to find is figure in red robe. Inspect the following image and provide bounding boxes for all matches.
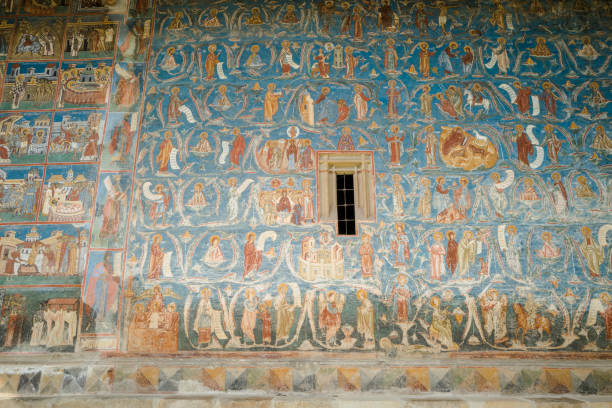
[385,125,404,166]
[114,65,140,108]
[82,133,98,160]
[516,126,533,166]
[229,128,245,170]
[335,99,350,124]
[167,88,185,125]
[445,231,458,275]
[514,82,531,115]
[314,49,329,78]
[243,232,262,279]
[419,43,435,78]
[390,274,410,322]
[352,7,364,40]
[414,3,428,35]
[156,131,174,172]
[148,235,164,280]
[344,48,359,80]
[258,303,272,344]
[437,92,458,119]
[276,190,291,212]
[359,234,374,278]
[541,82,557,117]
[99,176,126,242]
[299,142,314,171]
[337,127,354,151]
[319,291,342,345]
[109,114,133,160]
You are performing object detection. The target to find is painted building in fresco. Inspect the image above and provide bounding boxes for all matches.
[0,0,610,361]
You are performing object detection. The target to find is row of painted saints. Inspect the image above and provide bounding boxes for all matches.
[149,36,610,84]
[158,1,610,35]
[133,218,611,281]
[133,168,611,230]
[120,275,612,352]
[140,124,611,189]
[149,81,607,136]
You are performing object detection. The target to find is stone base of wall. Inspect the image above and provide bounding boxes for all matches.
[1,357,612,405]
[2,396,612,408]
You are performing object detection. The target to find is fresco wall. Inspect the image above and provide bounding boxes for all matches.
[0,0,610,360]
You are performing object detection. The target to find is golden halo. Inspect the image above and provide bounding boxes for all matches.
[356,289,367,300]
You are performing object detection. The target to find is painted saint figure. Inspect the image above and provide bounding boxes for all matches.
[243,232,262,279]
[535,231,561,259]
[275,283,294,345]
[427,232,446,281]
[386,80,401,119]
[356,289,374,346]
[385,125,404,166]
[203,235,224,265]
[515,125,533,167]
[147,234,164,280]
[84,252,119,323]
[359,234,374,279]
[579,227,604,278]
[457,230,477,279]
[229,128,246,170]
[337,127,354,151]
[353,85,370,121]
[264,83,282,122]
[204,44,220,80]
[445,231,458,276]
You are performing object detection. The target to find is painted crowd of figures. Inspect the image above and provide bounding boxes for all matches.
[0,0,611,355]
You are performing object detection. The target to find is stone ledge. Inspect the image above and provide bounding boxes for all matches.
[2,397,612,408]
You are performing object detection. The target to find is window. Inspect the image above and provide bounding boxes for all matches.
[317,151,376,235]
[336,174,355,235]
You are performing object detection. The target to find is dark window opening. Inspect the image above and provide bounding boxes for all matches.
[336,174,356,235]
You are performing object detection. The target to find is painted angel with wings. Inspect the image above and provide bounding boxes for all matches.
[193,287,228,346]
[143,181,171,227]
[318,290,345,346]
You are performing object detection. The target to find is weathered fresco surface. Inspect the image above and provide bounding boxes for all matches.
[0,0,610,357]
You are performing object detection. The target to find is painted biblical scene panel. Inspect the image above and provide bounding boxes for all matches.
[0,223,89,285]
[0,286,81,352]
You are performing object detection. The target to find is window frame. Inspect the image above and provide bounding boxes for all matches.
[316,151,376,236]
[335,173,356,236]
